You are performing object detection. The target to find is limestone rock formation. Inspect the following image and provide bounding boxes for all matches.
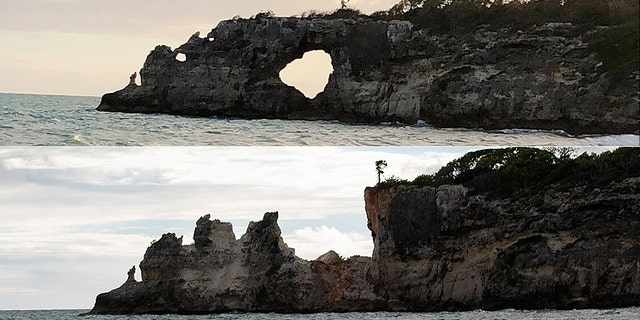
[86,212,383,314]
[87,172,640,314]
[97,16,639,135]
[125,266,136,283]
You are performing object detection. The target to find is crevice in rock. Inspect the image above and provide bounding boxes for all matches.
[279,50,333,99]
[175,53,187,62]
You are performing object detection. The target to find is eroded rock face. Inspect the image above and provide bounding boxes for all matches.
[364,178,640,311]
[87,212,383,314]
[97,17,638,134]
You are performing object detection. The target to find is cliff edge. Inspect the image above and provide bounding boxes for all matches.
[86,148,640,314]
[365,180,639,310]
[96,15,639,134]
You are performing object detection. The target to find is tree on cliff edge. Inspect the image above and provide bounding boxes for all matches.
[376,160,388,184]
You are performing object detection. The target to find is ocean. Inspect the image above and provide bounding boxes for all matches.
[1,93,638,146]
[1,308,639,320]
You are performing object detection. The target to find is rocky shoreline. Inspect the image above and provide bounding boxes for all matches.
[86,170,640,314]
[95,15,639,135]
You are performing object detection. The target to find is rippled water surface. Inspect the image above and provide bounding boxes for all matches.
[1,308,640,320]
[1,93,637,146]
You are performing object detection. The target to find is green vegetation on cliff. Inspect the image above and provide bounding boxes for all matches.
[380,1,639,81]
[376,0,638,31]
[317,0,639,82]
[380,147,640,199]
[306,1,638,32]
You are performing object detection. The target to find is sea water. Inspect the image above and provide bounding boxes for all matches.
[1,93,638,146]
[1,308,639,320]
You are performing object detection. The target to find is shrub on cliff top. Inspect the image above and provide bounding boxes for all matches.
[544,147,640,190]
[379,0,638,32]
[589,20,640,84]
[327,8,366,19]
[377,175,411,188]
[294,8,365,19]
[428,147,557,197]
[408,147,640,198]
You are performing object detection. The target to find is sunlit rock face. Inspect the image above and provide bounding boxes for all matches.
[87,212,384,314]
[97,16,638,135]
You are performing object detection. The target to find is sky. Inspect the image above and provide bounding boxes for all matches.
[0,0,401,97]
[0,146,478,310]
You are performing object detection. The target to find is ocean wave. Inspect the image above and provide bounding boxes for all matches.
[1,93,637,146]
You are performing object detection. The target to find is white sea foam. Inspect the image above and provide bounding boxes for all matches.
[584,134,640,146]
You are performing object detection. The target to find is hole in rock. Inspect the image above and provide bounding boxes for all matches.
[176,53,187,62]
[279,50,333,99]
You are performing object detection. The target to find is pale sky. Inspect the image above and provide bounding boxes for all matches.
[0,0,400,97]
[0,146,475,310]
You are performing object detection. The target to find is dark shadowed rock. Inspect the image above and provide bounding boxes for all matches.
[364,177,640,311]
[97,17,639,135]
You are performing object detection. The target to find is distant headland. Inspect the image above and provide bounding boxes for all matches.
[96,1,639,135]
[85,147,640,314]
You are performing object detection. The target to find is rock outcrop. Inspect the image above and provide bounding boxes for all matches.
[365,179,640,311]
[86,213,383,314]
[96,16,639,134]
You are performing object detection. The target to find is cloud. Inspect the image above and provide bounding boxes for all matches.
[0,287,39,296]
[0,231,153,258]
[0,254,143,309]
[285,226,373,260]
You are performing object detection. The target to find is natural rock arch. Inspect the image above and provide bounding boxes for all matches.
[97,16,639,134]
[102,17,400,121]
[279,50,334,99]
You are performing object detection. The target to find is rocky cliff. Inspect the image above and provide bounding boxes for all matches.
[365,179,640,311]
[87,212,383,314]
[96,16,639,135]
[87,175,639,314]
